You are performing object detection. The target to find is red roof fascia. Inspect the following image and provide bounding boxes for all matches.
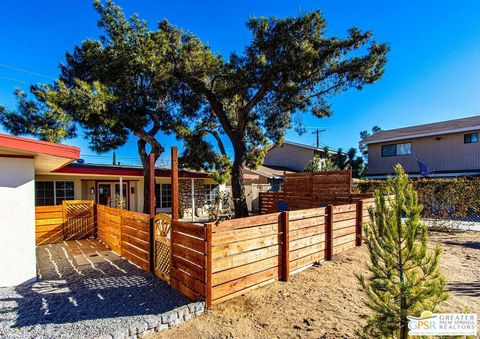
[0,133,80,160]
[54,166,210,178]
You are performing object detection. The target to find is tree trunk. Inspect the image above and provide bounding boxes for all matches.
[230,156,249,218]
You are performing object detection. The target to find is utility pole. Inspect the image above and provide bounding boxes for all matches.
[311,128,326,148]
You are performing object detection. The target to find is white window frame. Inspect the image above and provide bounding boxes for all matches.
[204,184,219,205]
[155,183,172,209]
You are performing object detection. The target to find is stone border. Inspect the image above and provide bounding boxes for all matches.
[96,302,205,339]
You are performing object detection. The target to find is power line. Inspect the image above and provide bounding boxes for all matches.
[0,75,30,85]
[0,63,56,81]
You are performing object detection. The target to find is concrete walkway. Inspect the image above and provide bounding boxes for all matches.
[0,239,204,338]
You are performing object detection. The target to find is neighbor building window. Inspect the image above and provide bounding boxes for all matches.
[204,184,219,205]
[381,142,412,157]
[35,181,74,206]
[464,133,478,144]
[155,183,172,208]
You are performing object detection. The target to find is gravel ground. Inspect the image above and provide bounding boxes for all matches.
[0,241,191,339]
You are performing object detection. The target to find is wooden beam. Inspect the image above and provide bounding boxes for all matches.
[149,153,156,218]
[325,204,333,260]
[355,200,363,246]
[149,152,155,273]
[171,146,179,221]
[205,222,213,309]
[281,211,290,281]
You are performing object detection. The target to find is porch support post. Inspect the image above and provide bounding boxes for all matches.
[171,147,179,221]
[191,178,195,222]
[119,176,123,208]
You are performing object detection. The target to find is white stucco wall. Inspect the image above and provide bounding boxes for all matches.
[0,157,36,286]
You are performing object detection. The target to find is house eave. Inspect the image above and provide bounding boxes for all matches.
[360,125,480,146]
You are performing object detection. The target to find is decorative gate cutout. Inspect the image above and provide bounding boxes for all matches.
[153,213,171,283]
[63,200,95,240]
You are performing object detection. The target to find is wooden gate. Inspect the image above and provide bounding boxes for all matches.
[153,213,171,283]
[63,200,95,240]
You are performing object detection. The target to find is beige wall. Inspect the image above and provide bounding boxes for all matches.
[35,174,141,211]
[367,131,480,175]
[35,174,219,215]
[264,143,314,171]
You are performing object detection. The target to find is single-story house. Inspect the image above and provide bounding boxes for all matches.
[0,132,223,287]
[0,133,80,286]
[239,165,297,212]
[360,115,480,178]
[42,162,221,219]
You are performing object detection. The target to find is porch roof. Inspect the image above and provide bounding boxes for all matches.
[54,162,211,179]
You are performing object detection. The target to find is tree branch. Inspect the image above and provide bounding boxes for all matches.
[205,129,227,156]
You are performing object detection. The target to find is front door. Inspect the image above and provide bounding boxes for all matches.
[98,183,112,206]
[97,182,128,209]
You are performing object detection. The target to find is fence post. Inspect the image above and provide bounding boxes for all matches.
[149,153,156,272]
[356,200,364,246]
[205,223,213,309]
[171,146,179,221]
[325,204,333,260]
[281,211,290,281]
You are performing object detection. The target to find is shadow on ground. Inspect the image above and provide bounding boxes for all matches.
[447,281,480,298]
[437,239,480,251]
[1,241,189,329]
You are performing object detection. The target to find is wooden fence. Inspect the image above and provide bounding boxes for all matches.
[96,204,151,271]
[35,201,94,245]
[35,196,377,309]
[170,220,208,301]
[259,170,353,213]
[35,205,64,245]
[202,199,368,307]
[259,191,285,214]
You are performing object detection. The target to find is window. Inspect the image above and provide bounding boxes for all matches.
[381,142,412,157]
[204,184,219,205]
[35,181,54,206]
[464,133,478,144]
[35,181,74,206]
[155,183,172,208]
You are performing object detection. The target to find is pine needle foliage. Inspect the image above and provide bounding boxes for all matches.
[357,164,448,339]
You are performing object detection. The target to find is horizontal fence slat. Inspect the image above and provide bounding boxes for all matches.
[171,231,205,253]
[211,266,280,301]
[213,213,281,231]
[171,266,206,296]
[212,223,280,244]
[211,255,280,287]
[212,244,280,273]
[212,234,281,259]
[173,221,206,239]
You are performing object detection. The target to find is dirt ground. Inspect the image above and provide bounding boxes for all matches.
[151,232,480,338]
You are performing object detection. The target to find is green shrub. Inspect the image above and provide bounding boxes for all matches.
[357,177,480,226]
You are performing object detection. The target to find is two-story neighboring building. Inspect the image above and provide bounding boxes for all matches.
[263,140,330,172]
[361,115,480,178]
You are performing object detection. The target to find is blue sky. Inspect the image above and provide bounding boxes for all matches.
[1,0,480,165]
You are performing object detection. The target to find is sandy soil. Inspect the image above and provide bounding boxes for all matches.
[151,232,480,338]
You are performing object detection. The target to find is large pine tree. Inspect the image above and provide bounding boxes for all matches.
[357,164,448,338]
